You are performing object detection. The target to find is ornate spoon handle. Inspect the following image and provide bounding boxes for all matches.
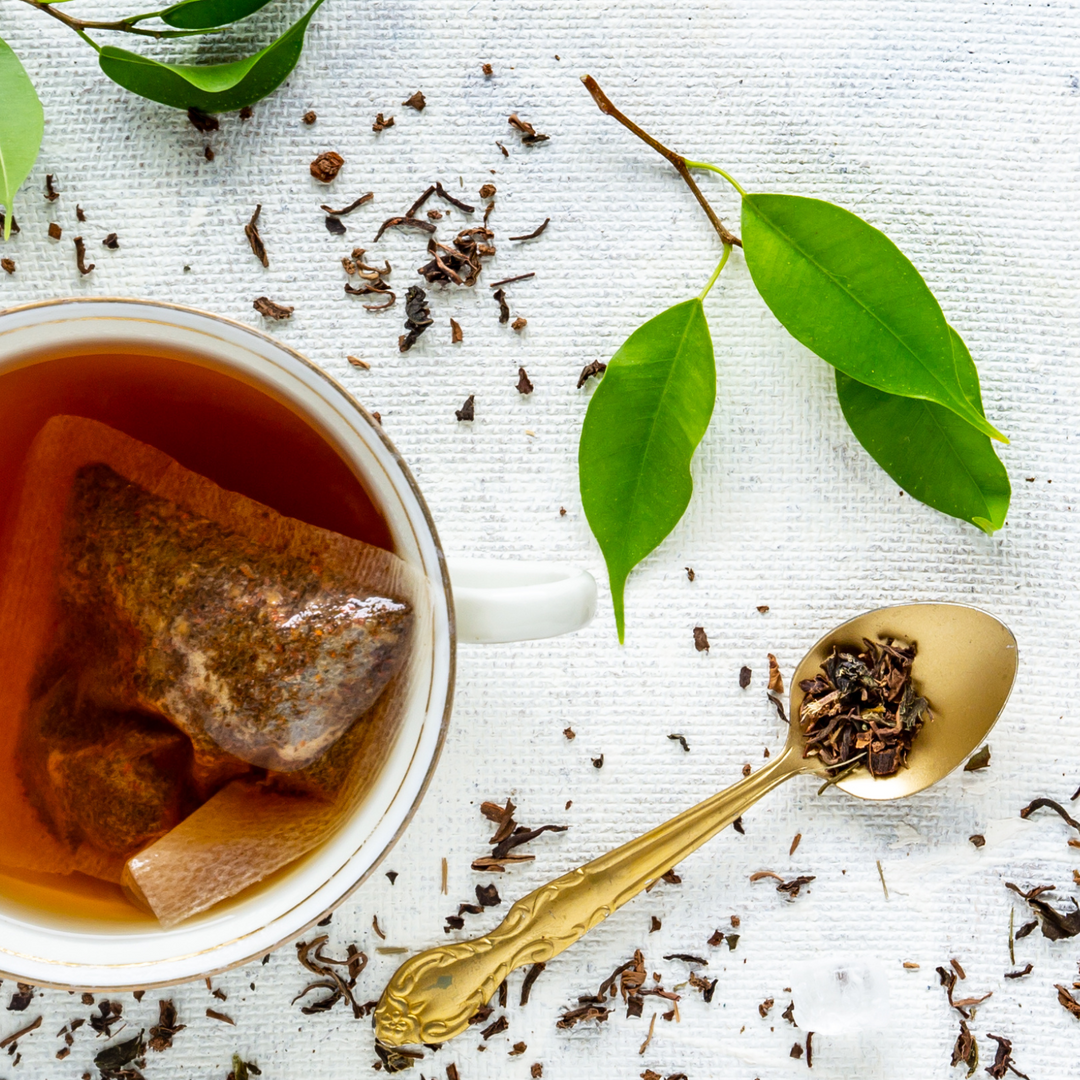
[374,743,808,1047]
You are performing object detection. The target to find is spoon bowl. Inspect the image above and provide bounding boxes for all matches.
[374,602,1018,1049]
[794,602,1017,800]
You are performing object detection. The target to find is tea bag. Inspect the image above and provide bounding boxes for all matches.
[0,416,428,923]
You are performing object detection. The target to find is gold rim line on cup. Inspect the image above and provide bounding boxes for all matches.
[0,296,457,989]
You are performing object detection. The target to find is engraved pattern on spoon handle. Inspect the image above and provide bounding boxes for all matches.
[374,744,806,1046]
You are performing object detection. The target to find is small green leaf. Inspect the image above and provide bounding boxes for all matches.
[161,0,276,30]
[0,36,44,241]
[99,0,325,113]
[741,193,1006,444]
[579,298,715,641]
[836,327,1009,533]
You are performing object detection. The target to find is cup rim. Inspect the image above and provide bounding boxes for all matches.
[0,295,457,988]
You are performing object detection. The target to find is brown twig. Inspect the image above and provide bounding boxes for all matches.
[581,75,741,248]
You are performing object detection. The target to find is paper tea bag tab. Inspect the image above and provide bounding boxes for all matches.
[57,462,413,772]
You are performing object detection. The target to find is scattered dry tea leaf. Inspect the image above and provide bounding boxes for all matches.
[204,145,215,161]
[767,653,784,693]
[450,318,463,343]
[563,727,575,740]
[790,832,802,856]
[984,1033,1026,1079]
[372,113,395,132]
[685,567,695,581]
[520,962,545,1006]
[758,997,774,1018]
[739,666,751,688]
[970,834,986,848]
[482,63,493,76]
[303,110,316,124]
[693,627,709,652]
[205,1008,234,1025]
[239,105,254,120]
[742,763,752,777]
[322,193,373,216]
[489,272,535,287]
[649,916,661,933]
[44,173,59,201]
[577,359,607,388]
[509,1042,526,1056]
[512,316,528,332]
[493,288,510,323]
[903,961,920,969]
[402,92,426,111]
[310,151,344,182]
[668,733,689,752]
[479,183,496,198]
[48,222,62,240]
[187,107,218,132]
[75,204,86,222]
[1020,797,1080,833]
[964,744,991,771]
[399,286,432,351]
[455,395,475,422]
[508,113,549,144]
[1006,881,1080,940]
[510,218,550,242]
[325,216,347,235]
[347,355,370,369]
[102,232,119,249]
[757,604,769,614]
[790,1042,803,1059]
[147,999,185,1052]
[73,236,94,275]
[1,257,14,274]
[707,929,724,947]
[244,204,268,267]
[253,296,293,320]
[516,367,533,394]
[592,754,604,769]
[1005,964,1033,979]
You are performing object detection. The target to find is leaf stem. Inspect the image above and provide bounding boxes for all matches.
[19,0,209,39]
[683,160,747,197]
[581,74,742,249]
[698,244,732,301]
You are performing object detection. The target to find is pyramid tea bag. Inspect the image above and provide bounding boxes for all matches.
[0,416,428,924]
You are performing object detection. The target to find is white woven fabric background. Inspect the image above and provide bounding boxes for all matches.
[1,1,1078,1076]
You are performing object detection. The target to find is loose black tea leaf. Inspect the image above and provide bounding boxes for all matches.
[73,236,94,274]
[489,272,536,288]
[321,193,373,216]
[1005,964,1032,979]
[749,870,815,899]
[7,984,33,1011]
[520,962,546,1006]
[386,870,398,884]
[44,173,58,201]
[790,1042,803,1059]
[732,816,745,833]
[668,733,690,752]
[970,834,986,848]
[479,183,496,199]
[455,394,475,421]
[798,637,929,777]
[103,232,119,249]
[592,753,604,769]
[650,916,661,933]
[984,1033,1029,1080]
[372,113,394,132]
[481,1015,508,1039]
[1,257,14,274]
[512,317,527,332]
[1005,881,1080,939]
[493,288,510,324]
[244,204,268,267]
[693,626,709,652]
[782,1000,796,1025]
[964,744,991,771]
[577,360,606,388]
[147,1000,184,1052]
[253,296,293,320]
[739,666,751,688]
[450,318,463,343]
[89,1000,124,1036]
[482,63,493,76]
[399,286,432,351]
[516,367,533,394]
[0,1015,40,1048]
[373,215,436,242]
[510,218,550,242]
[664,954,707,965]
[47,221,61,240]
[310,151,344,182]
[508,113,549,144]
[685,567,695,581]
[434,181,475,213]
[187,107,218,132]
[1015,919,1037,939]
[476,883,501,907]
[302,110,316,124]
[204,145,215,161]
[94,1031,145,1073]
[767,653,784,693]
[936,965,992,1017]
[1056,984,1080,1019]
[1019,797,1080,833]
[402,92,426,111]
[206,1008,234,1024]
[950,1019,977,1072]
[324,216,347,235]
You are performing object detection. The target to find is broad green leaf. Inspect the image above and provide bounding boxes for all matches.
[161,0,276,30]
[579,299,715,641]
[836,327,1009,533]
[0,36,44,242]
[99,0,325,113]
[741,193,1007,445]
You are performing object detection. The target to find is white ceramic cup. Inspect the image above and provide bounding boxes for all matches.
[0,298,596,989]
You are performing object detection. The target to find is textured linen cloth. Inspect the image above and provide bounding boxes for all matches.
[0,2,1077,1076]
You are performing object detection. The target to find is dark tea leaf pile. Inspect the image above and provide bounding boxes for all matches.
[797,638,930,778]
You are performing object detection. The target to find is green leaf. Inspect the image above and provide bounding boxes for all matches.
[579,298,715,641]
[0,36,44,242]
[741,193,1007,445]
[161,0,276,30]
[836,327,1010,533]
[99,0,325,113]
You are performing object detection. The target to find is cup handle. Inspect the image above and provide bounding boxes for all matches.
[447,558,597,644]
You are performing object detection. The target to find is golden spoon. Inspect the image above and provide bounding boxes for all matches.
[373,602,1017,1048]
